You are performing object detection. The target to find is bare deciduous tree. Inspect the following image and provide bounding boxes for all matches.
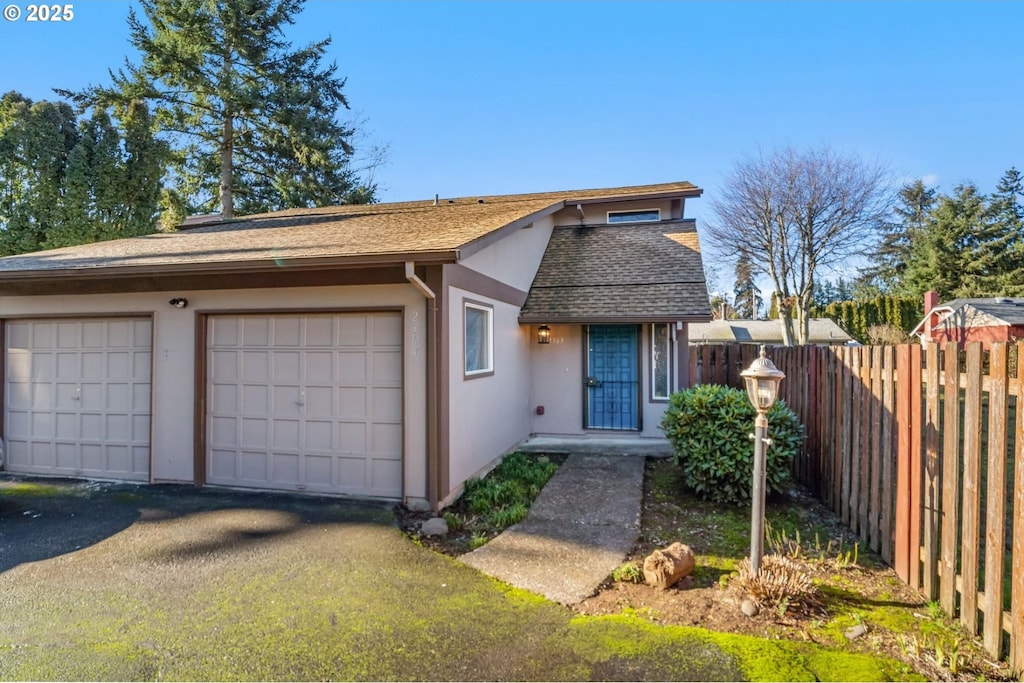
[706,147,891,345]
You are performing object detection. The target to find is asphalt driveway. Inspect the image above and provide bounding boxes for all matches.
[0,478,907,681]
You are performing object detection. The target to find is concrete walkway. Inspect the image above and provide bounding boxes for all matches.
[460,453,646,605]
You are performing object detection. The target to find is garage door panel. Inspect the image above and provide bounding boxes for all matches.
[243,318,270,345]
[272,386,301,414]
[372,388,402,420]
[273,352,300,381]
[211,351,238,380]
[272,419,300,449]
[206,312,402,498]
[305,317,333,346]
[272,453,299,482]
[273,317,301,346]
[241,351,269,381]
[338,422,367,452]
[7,318,153,481]
[241,418,268,448]
[305,420,332,450]
[337,318,367,346]
[57,353,79,378]
[240,384,267,413]
[56,412,76,439]
[56,443,76,469]
[240,452,267,481]
[338,352,367,382]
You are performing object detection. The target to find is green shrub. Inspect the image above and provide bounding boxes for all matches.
[660,384,804,505]
[611,562,644,584]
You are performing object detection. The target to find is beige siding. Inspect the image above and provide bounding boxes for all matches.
[459,216,554,292]
[446,286,533,490]
[0,284,429,507]
[529,324,586,435]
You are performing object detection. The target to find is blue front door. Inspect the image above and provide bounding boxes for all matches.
[586,325,640,430]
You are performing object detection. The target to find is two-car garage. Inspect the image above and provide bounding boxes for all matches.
[3,311,404,500]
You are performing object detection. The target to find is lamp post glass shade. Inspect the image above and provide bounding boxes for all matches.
[740,348,785,411]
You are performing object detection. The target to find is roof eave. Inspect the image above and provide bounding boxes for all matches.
[519,314,712,324]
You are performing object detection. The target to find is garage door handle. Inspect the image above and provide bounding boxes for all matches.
[295,400,305,407]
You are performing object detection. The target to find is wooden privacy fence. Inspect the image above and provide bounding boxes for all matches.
[691,341,1024,665]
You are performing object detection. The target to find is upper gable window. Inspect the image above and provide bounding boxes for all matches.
[607,209,660,224]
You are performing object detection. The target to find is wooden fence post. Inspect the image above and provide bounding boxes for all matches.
[1012,342,1024,669]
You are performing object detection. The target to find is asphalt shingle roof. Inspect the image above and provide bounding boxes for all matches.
[688,319,853,344]
[519,219,710,322]
[0,182,700,276]
[939,298,1024,326]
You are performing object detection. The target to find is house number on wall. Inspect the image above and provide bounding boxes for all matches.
[411,311,419,359]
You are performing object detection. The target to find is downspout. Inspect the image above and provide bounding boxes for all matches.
[406,262,439,510]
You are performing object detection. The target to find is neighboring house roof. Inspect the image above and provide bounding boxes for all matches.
[689,319,853,345]
[518,219,709,323]
[0,181,700,282]
[911,297,1024,337]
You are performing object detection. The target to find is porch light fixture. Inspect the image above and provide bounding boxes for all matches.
[739,346,785,577]
[169,297,189,308]
[537,324,552,344]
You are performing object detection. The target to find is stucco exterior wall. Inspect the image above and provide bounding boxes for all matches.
[529,323,677,438]
[459,216,554,292]
[529,324,586,435]
[446,286,533,489]
[0,283,430,504]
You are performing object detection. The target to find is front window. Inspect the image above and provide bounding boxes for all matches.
[652,323,673,399]
[464,302,493,376]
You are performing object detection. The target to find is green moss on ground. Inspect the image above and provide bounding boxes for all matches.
[0,482,64,497]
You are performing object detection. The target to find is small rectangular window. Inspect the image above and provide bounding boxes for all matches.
[608,209,661,224]
[464,302,493,376]
[652,323,672,400]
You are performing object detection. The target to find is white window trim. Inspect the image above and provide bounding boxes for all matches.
[464,300,494,378]
[607,208,661,224]
[651,322,674,400]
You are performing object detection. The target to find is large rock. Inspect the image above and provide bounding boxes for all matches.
[420,517,449,537]
[643,542,695,589]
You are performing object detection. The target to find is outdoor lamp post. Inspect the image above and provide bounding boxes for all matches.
[740,346,785,576]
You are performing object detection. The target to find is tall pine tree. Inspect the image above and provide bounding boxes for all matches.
[732,254,762,319]
[988,167,1024,294]
[78,0,376,218]
[858,180,936,296]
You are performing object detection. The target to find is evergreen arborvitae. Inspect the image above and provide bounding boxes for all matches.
[84,0,376,218]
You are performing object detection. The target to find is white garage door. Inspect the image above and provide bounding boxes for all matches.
[206,312,403,498]
[4,318,152,481]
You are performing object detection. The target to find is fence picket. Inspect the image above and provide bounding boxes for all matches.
[923,342,941,600]
[941,342,962,617]
[895,344,913,582]
[881,345,896,564]
[984,343,1009,657]
[858,348,872,537]
[962,342,984,636]
[909,344,923,591]
[869,345,883,553]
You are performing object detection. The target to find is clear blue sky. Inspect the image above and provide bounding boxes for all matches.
[1,1,1022,288]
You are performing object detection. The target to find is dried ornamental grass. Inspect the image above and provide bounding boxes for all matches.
[735,554,820,610]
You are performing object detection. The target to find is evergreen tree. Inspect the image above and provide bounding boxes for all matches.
[903,184,989,299]
[988,167,1024,294]
[0,91,164,254]
[732,254,762,319]
[858,180,936,295]
[78,0,376,218]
